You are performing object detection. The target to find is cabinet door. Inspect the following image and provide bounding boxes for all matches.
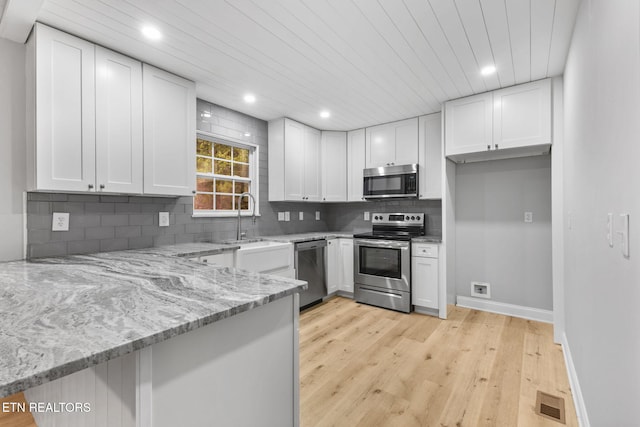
[34,24,96,192]
[444,92,493,156]
[326,239,339,294]
[321,131,347,202]
[303,126,322,201]
[283,119,305,201]
[142,64,195,196]
[347,129,365,201]
[412,257,438,309]
[393,117,419,166]
[339,239,354,293]
[418,113,442,199]
[95,47,143,194]
[366,124,396,168]
[493,79,551,150]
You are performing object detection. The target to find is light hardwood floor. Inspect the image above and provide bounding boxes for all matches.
[0,393,36,427]
[300,297,577,427]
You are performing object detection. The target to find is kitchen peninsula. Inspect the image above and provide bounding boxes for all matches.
[0,243,306,427]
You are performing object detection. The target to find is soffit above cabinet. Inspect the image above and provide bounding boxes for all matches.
[10,0,580,130]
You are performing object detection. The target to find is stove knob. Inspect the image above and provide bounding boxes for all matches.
[374,216,379,220]
[416,215,421,221]
[405,216,409,220]
[411,216,415,220]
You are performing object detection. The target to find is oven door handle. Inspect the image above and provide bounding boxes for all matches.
[354,239,410,249]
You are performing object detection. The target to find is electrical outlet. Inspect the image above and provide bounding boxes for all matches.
[471,282,491,299]
[278,212,285,221]
[159,212,170,227]
[299,212,304,221]
[524,212,533,223]
[364,212,370,221]
[52,212,69,231]
[315,211,320,221]
[618,213,630,257]
[285,212,290,221]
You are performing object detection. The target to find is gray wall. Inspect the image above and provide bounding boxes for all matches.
[562,0,640,424]
[455,155,552,310]
[0,38,26,261]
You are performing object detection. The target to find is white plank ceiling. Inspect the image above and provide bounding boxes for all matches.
[32,0,580,130]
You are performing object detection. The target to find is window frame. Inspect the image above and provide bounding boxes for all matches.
[192,130,260,218]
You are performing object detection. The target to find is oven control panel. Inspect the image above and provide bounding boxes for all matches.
[371,213,425,226]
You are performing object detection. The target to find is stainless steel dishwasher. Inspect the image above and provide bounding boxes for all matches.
[295,239,327,309]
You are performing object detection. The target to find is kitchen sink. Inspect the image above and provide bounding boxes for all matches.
[233,240,295,277]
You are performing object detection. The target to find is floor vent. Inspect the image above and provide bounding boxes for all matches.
[535,390,566,424]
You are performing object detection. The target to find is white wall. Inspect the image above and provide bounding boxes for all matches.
[0,38,26,261]
[563,0,640,425]
[455,155,552,310]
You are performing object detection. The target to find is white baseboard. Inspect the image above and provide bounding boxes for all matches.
[561,333,590,427]
[456,296,553,323]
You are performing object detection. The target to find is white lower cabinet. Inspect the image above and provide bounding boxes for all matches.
[412,243,439,310]
[326,238,340,294]
[338,238,354,294]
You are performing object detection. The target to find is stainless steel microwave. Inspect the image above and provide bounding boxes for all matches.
[363,164,418,199]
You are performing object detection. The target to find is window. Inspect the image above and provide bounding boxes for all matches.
[194,133,258,216]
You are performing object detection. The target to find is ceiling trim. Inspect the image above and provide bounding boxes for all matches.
[0,0,44,43]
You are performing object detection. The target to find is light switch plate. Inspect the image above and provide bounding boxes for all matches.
[299,212,304,221]
[159,212,170,227]
[315,211,320,221]
[364,212,370,221]
[277,212,285,221]
[619,213,630,257]
[607,213,614,247]
[285,212,290,222]
[524,212,533,223]
[52,212,69,231]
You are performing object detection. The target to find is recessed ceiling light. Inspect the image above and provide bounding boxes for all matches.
[141,25,162,41]
[481,65,496,76]
[244,132,251,137]
[320,110,330,118]
[244,94,256,104]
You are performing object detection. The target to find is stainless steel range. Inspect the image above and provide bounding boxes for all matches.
[353,213,426,313]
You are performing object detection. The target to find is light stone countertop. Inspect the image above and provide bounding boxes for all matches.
[0,244,306,398]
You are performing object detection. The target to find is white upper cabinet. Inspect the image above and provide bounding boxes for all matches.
[347,129,365,202]
[418,113,442,200]
[303,126,322,201]
[142,64,196,196]
[493,79,551,150]
[365,117,419,168]
[321,131,347,202]
[444,92,493,157]
[268,118,323,202]
[28,24,96,192]
[95,47,143,194]
[444,79,552,163]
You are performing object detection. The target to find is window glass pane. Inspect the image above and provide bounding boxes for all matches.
[215,179,233,193]
[196,156,212,174]
[215,195,233,210]
[234,163,249,178]
[214,143,232,160]
[214,159,231,175]
[197,177,213,192]
[194,194,213,210]
[233,147,249,162]
[239,196,249,210]
[196,139,212,156]
[235,182,249,194]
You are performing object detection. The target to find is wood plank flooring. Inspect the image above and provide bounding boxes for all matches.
[0,393,37,427]
[300,297,577,427]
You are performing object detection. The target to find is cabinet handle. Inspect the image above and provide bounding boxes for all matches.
[99,184,105,190]
[88,184,94,190]
[487,145,491,150]
[495,144,499,149]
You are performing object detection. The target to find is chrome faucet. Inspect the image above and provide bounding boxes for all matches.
[236,192,256,240]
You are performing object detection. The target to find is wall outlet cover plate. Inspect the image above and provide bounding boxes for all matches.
[159,212,170,227]
[52,212,70,231]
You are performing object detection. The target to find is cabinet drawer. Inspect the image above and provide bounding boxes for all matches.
[412,243,438,258]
